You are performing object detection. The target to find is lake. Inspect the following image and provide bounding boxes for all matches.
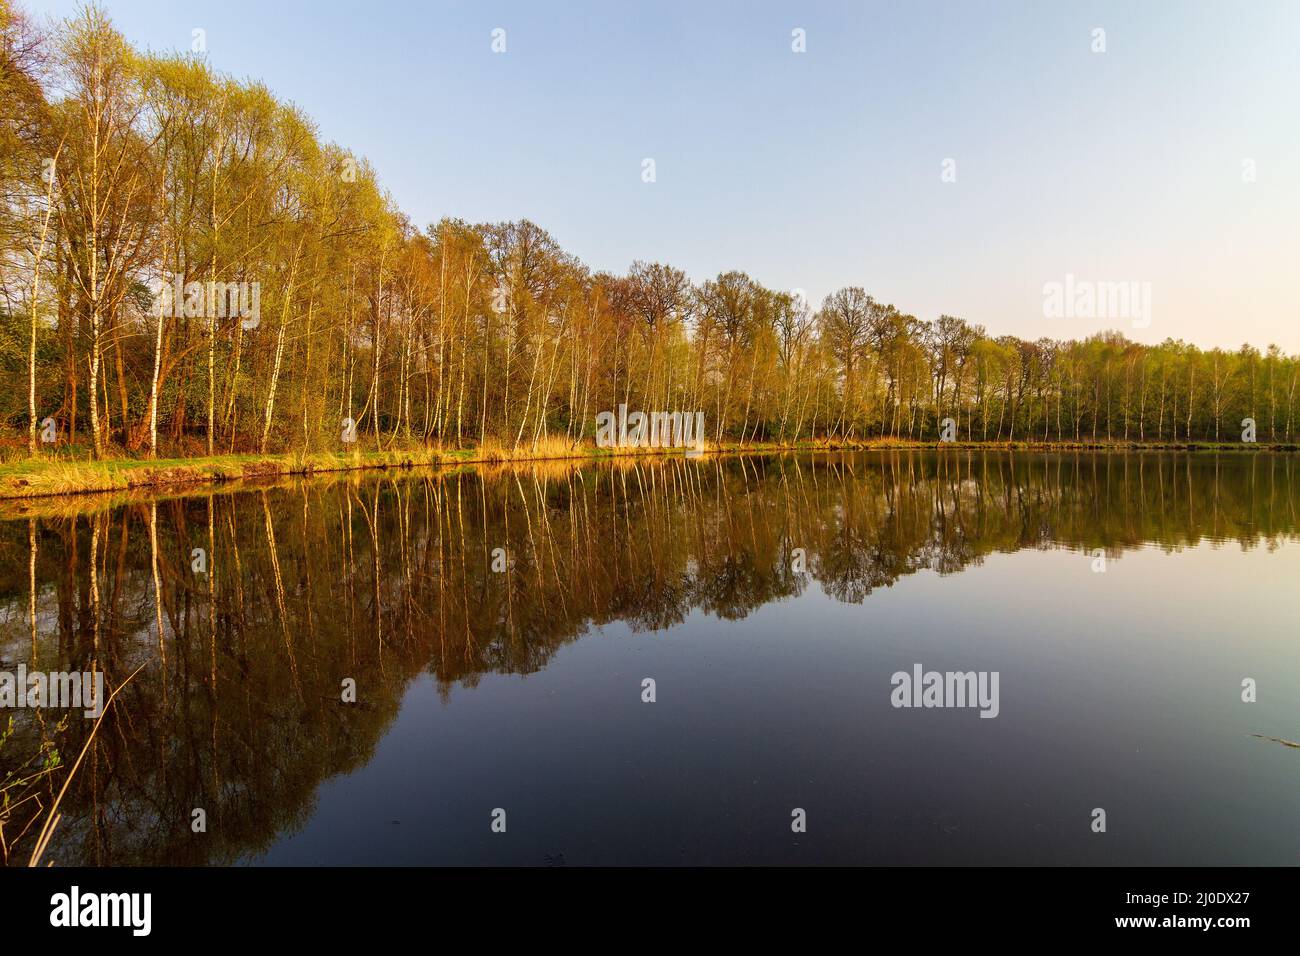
[2,450,1298,865]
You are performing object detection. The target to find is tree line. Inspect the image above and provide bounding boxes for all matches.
[2,3,1296,461]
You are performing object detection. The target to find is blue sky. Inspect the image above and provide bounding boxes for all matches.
[25,0,1300,350]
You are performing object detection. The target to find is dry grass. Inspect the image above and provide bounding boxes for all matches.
[0,448,458,501]
[27,665,145,867]
[1,435,1293,503]
[471,435,583,461]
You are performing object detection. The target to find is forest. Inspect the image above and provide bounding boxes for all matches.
[2,2,1297,465]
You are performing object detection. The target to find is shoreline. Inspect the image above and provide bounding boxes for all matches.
[2,439,1296,503]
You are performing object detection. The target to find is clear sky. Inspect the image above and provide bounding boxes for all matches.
[24,0,1300,351]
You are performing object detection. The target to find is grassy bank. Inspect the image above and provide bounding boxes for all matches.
[1,437,1296,502]
[0,449,460,501]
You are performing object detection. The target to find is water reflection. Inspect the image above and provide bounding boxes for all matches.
[1,451,1297,865]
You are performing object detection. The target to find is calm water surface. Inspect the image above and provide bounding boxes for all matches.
[2,451,1298,865]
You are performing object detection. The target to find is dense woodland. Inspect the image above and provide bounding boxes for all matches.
[2,3,1297,461]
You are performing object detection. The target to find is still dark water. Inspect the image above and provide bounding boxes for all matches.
[2,451,1298,866]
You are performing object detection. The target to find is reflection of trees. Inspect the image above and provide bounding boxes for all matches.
[0,450,1296,865]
